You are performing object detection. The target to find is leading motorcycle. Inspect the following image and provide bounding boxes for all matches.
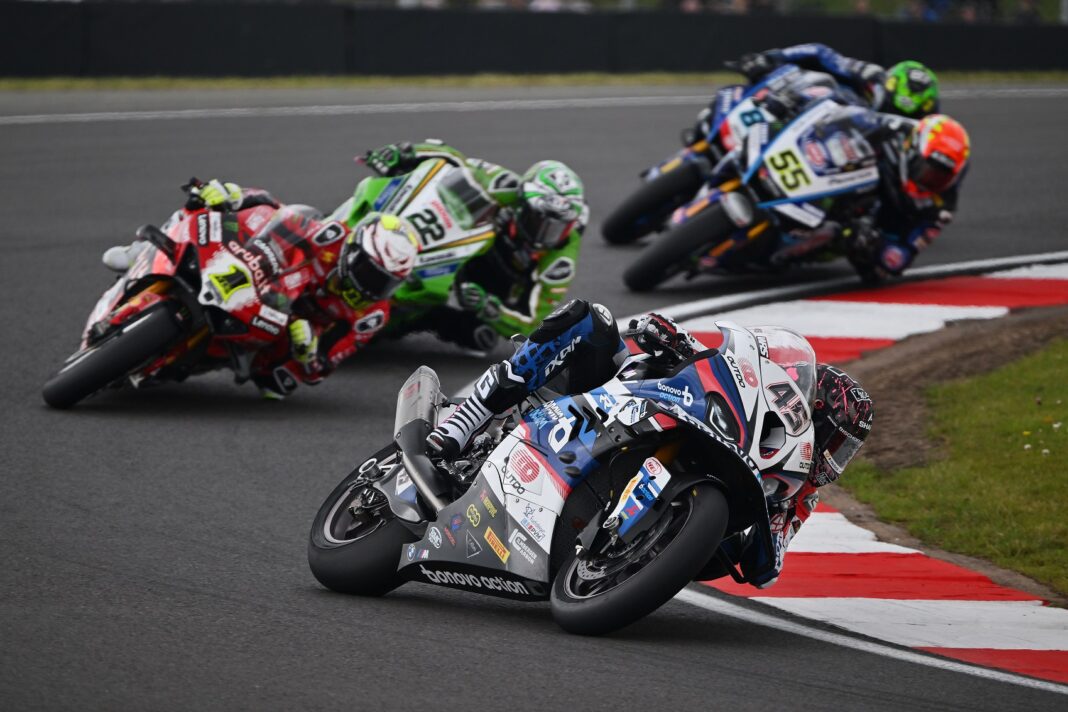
[601,63,861,246]
[307,322,817,635]
[622,98,881,291]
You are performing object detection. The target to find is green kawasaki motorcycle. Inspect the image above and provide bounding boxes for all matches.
[330,158,499,338]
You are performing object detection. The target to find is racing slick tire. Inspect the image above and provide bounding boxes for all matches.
[308,463,418,597]
[601,162,704,245]
[42,305,183,409]
[622,204,734,292]
[550,483,728,636]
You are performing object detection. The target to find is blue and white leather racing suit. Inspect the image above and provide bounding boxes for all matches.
[427,300,873,589]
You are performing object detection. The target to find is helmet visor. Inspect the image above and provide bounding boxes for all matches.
[341,249,403,303]
[516,205,574,250]
[909,153,957,194]
[820,422,866,476]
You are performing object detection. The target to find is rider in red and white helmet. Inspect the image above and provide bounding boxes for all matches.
[100,180,420,399]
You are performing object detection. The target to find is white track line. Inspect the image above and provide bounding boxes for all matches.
[675,588,1068,696]
[0,95,708,126]
[2,86,1066,126]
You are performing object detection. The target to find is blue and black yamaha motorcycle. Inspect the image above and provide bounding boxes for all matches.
[601,63,860,247]
[621,96,883,292]
[308,323,818,635]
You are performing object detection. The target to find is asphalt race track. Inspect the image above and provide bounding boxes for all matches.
[2,84,1066,710]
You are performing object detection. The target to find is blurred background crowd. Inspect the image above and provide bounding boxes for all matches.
[396,0,1053,23]
[22,0,1064,24]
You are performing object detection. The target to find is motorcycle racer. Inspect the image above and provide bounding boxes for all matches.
[351,140,589,354]
[803,111,970,281]
[427,300,873,589]
[102,180,420,398]
[733,44,940,119]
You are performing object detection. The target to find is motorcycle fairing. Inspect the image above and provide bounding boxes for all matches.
[744,99,879,206]
[393,466,553,600]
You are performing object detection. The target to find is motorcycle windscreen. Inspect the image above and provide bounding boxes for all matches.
[748,326,817,405]
[436,167,495,229]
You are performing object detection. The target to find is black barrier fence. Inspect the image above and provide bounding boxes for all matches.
[3,2,1067,77]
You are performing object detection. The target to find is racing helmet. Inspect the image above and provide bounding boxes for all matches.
[903,114,971,196]
[883,61,939,118]
[335,212,419,307]
[515,161,588,251]
[811,364,874,487]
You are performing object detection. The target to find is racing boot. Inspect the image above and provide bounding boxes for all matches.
[102,241,148,272]
[427,360,527,461]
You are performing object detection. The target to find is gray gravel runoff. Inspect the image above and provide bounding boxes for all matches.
[2,84,1066,710]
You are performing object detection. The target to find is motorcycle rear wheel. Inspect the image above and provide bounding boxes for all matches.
[308,462,418,596]
[601,162,704,245]
[42,305,183,409]
[622,204,734,292]
[550,483,728,636]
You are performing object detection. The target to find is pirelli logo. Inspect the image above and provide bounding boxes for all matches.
[483,528,510,564]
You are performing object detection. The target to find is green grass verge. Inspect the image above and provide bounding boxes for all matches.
[843,339,1068,596]
[2,71,1068,92]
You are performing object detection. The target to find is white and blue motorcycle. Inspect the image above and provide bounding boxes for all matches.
[308,323,817,635]
[621,97,882,292]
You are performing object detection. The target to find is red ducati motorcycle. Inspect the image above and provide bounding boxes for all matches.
[42,191,345,408]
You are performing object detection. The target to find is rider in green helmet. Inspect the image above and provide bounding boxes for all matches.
[881,60,940,117]
[733,44,940,119]
[345,141,588,354]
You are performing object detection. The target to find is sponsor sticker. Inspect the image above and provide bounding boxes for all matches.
[803,140,828,169]
[418,565,534,597]
[520,504,548,544]
[258,304,288,327]
[466,504,481,527]
[208,212,222,243]
[483,528,510,564]
[450,514,464,532]
[740,358,759,387]
[505,447,544,496]
[508,529,538,566]
[251,316,280,336]
[465,529,483,558]
[479,489,498,517]
[428,526,443,549]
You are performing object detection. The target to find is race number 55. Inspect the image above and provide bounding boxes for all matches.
[768,149,811,191]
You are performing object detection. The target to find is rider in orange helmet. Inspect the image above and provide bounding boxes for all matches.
[845,112,971,281]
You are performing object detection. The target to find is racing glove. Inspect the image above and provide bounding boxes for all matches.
[364,142,416,176]
[288,318,324,379]
[734,52,779,82]
[626,313,699,364]
[456,282,503,324]
[187,179,243,211]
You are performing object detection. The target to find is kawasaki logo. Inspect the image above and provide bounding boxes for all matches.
[419,565,536,596]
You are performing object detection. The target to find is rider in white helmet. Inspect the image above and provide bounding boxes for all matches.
[100,179,419,399]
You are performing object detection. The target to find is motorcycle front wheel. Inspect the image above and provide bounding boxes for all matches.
[550,483,728,636]
[308,460,418,596]
[42,304,183,409]
[601,162,705,245]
